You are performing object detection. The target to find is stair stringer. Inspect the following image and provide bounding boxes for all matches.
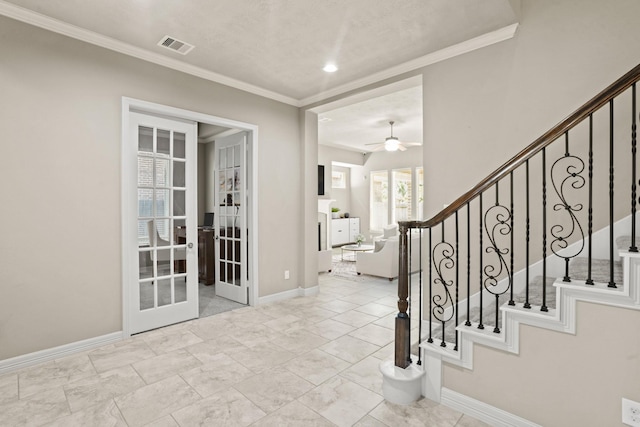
[419,251,640,390]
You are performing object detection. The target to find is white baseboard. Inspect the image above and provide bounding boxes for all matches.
[0,331,123,375]
[441,388,541,427]
[258,285,319,305]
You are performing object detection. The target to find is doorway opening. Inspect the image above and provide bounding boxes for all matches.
[122,97,259,337]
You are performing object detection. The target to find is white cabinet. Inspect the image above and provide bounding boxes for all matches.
[331,218,360,246]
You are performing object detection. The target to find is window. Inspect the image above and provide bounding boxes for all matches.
[392,169,412,222]
[370,167,424,230]
[370,171,388,231]
[332,170,346,188]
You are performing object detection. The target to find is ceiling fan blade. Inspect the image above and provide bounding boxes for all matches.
[397,145,408,151]
[364,142,384,146]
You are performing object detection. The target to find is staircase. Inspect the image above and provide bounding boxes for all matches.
[388,63,640,425]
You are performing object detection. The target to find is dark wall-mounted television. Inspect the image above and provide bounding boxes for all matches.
[318,165,325,196]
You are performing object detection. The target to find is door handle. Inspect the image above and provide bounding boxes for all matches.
[187,242,194,249]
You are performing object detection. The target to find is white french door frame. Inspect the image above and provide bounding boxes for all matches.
[121,97,259,337]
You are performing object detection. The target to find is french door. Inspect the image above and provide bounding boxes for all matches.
[128,112,198,334]
[215,133,248,304]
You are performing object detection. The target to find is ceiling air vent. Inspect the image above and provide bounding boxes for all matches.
[157,35,195,55]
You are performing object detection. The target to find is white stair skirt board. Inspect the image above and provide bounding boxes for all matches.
[441,388,543,427]
[0,331,123,375]
[380,356,425,405]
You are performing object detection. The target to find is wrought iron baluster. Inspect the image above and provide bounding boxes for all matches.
[550,131,585,284]
[609,100,617,288]
[542,147,549,312]
[418,228,423,364]
[631,83,638,252]
[478,194,484,329]
[428,227,433,344]
[455,211,459,351]
[466,203,471,326]
[586,114,594,285]
[432,222,455,348]
[525,159,531,308]
[483,181,512,334]
[509,172,515,306]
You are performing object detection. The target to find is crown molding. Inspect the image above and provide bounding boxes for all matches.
[1,1,518,109]
[299,23,519,107]
[0,0,300,106]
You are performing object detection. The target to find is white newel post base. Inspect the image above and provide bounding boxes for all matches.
[379,358,425,405]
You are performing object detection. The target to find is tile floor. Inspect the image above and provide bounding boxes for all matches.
[0,272,489,427]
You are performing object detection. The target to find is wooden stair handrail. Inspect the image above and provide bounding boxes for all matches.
[403,63,640,230]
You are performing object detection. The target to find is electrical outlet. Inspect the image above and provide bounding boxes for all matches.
[623,398,640,427]
[284,270,290,280]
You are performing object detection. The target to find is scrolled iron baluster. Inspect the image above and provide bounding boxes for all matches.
[432,239,455,347]
[483,199,512,334]
[549,136,586,282]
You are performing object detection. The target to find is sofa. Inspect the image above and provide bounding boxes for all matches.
[356,234,422,280]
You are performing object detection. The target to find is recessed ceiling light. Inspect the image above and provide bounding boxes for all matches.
[323,64,338,73]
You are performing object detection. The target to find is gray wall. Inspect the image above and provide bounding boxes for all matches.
[419,0,640,425]
[0,16,300,360]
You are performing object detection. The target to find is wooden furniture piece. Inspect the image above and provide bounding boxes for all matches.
[175,226,215,285]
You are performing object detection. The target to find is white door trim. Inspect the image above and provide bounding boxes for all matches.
[121,97,259,337]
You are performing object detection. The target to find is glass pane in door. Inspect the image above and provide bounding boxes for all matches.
[137,128,188,311]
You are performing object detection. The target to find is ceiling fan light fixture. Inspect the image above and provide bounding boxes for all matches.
[384,137,400,151]
[323,64,338,73]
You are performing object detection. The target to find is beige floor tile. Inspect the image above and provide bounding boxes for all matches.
[336,293,380,305]
[456,414,493,427]
[372,314,396,330]
[286,349,351,386]
[144,415,180,426]
[0,386,70,426]
[172,388,265,427]
[18,354,96,398]
[263,313,304,331]
[89,339,156,373]
[228,341,296,373]
[142,329,203,354]
[271,328,330,355]
[291,306,338,324]
[319,299,361,313]
[332,310,379,328]
[231,323,284,347]
[46,399,127,426]
[369,398,462,427]
[64,365,145,412]
[320,335,380,364]
[180,352,254,397]
[187,316,234,340]
[305,318,356,340]
[0,373,18,405]
[298,376,383,427]
[234,366,314,413]
[114,375,201,426]
[349,323,395,347]
[251,400,334,426]
[371,343,394,361]
[354,302,397,317]
[339,356,384,395]
[353,415,388,426]
[184,334,247,363]
[374,295,399,308]
[132,348,202,384]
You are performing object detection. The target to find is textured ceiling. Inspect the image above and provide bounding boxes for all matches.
[3,0,517,102]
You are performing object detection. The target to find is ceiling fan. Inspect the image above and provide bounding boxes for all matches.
[365,121,422,152]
